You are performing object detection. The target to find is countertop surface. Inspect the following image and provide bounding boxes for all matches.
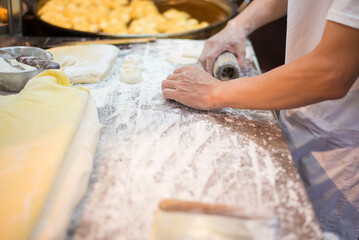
[69,39,322,240]
[0,37,323,240]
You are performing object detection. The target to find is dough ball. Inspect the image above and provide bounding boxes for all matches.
[119,69,143,84]
[122,61,145,71]
[182,48,203,60]
[124,54,143,63]
[0,7,8,22]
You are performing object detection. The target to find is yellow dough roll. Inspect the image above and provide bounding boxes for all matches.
[0,70,100,240]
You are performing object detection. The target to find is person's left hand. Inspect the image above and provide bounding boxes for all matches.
[162,65,222,110]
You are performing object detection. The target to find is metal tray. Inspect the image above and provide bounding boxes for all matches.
[26,0,238,39]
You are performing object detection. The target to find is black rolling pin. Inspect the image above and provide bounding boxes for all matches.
[0,50,60,70]
[15,55,60,70]
[213,52,240,81]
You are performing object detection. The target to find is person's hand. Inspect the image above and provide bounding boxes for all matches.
[199,21,247,75]
[162,66,223,110]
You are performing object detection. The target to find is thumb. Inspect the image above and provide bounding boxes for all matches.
[205,49,226,75]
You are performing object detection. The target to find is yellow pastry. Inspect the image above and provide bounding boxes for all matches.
[37,0,209,34]
[0,70,100,240]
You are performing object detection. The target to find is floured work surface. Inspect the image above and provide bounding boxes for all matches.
[68,39,323,240]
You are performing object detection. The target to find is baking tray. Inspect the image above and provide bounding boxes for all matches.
[25,0,238,39]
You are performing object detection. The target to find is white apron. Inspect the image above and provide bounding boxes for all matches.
[279,0,359,239]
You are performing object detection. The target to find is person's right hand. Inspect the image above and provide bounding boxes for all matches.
[199,20,247,75]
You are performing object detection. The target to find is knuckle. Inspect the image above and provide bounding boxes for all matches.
[174,66,185,74]
[162,89,168,98]
[179,73,187,79]
[187,65,196,70]
[162,80,168,89]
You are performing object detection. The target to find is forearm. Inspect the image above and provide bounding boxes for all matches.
[228,0,288,35]
[214,21,359,110]
[215,54,339,110]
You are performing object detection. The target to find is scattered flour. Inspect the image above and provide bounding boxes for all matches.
[68,39,322,240]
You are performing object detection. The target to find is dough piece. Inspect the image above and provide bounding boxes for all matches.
[124,54,143,63]
[48,44,120,83]
[122,54,145,71]
[37,0,208,34]
[0,70,100,240]
[122,61,145,72]
[165,53,198,65]
[118,53,144,84]
[182,47,203,60]
[33,96,100,240]
[119,69,143,84]
[0,7,7,22]
[165,48,203,66]
[59,56,77,67]
[152,210,278,240]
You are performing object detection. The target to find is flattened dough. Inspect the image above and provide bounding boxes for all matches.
[49,44,120,83]
[165,53,198,65]
[118,54,144,84]
[152,210,278,240]
[119,69,143,84]
[182,47,203,59]
[0,70,100,240]
[165,48,203,65]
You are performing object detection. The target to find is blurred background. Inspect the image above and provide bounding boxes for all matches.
[0,0,287,72]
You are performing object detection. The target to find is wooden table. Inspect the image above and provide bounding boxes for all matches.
[0,37,323,239]
[68,39,322,240]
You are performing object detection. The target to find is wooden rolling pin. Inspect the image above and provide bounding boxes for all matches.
[64,37,156,46]
[213,52,241,81]
[159,199,270,219]
[152,199,277,240]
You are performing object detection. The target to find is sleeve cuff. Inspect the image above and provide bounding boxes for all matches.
[327,9,359,30]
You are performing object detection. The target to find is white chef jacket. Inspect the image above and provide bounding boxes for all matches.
[279,0,359,239]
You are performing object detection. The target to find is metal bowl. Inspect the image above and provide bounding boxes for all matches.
[0,46,54,92]
[29,0,238,39]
